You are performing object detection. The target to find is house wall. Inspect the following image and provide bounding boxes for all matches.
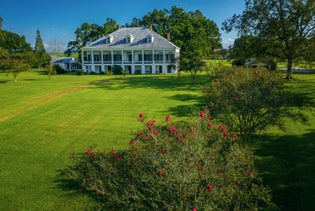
[81,49,179,74]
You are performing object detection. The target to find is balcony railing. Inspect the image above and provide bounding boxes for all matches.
[123,60,132,64]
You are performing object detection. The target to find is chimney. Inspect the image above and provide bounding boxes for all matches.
[166,32,171,41]
[117,25,121,30]
[149,24,153,31]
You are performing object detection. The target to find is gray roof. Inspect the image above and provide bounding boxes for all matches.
[51,56,77,64]
[83,27,179,50]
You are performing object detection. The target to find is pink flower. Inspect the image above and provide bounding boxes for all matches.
[160,148,166,153]
[158,169,164,175]
[190,128,195,134]
[168,127,178,133]
[115,153,121,161]
[165,114,171,122]
[137,132,145,137]
[192,208,197,211]
[217,172,223,177]
[153,130,159,135]
[248,171,253,177]
[223,131,229,137]
[232,134,238,140]
[85,148,93,156]
[139,113,145,119]
[214,79,219,83]
[235,97,239,101]
[219,124,227,132]
[129,139,135,145]
[207,184,213,191]
[196,163,202,168]
[233,182,238,188]
[199,111,205,118]
[213,90,216,95]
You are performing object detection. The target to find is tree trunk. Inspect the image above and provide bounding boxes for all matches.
[286,57,293,80]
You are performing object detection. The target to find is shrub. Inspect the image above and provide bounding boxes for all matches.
[135,69,142,74]
[122,70,129,77]
[202,67,307,143]
[53,64,66,74]
[105,70,112,76]
[77,69,84,75]
[65,113,271,210]
[232,58,245,67]
[112,65,123,75]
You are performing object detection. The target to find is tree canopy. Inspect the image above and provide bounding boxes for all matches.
[223,0,315,79]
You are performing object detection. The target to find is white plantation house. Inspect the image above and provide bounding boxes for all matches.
[81,27,180,74]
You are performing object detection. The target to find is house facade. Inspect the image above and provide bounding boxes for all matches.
[81,27,180,74]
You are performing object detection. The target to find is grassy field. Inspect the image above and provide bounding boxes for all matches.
[0,70,314,210]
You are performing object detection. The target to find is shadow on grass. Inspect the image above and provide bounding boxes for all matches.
[252,130,315,210]
[166,93,204,117]
[89,75,208,91]
[54,169,101,209]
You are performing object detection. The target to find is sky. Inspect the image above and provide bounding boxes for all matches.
[0,0,245,51]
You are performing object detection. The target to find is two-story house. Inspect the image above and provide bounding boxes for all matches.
[81,27,180,74]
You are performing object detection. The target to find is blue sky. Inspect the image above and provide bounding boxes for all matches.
[0,0,245,50]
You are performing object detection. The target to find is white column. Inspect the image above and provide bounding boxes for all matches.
[101,51,104,72]
[111,50,114,65]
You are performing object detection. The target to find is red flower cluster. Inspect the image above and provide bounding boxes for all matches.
[85,148,93,156]
[158,169,164,175]
[115,153,121,161]
[139,113,145,119]
[199,111,206,118]
[165,114,171,122]
[207,184,213,191]
[168,127,178,133]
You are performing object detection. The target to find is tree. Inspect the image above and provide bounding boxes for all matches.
[48,38,64,54]
[0,17,3,30]
[34,29,50,68]
[202,67,307,143]
[0,30,32,53]
[66,19,118,58]
[223,0,315,79]
[0,55,31,83]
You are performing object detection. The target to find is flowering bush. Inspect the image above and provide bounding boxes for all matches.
[65,113,271,210]
[202,67,307,143]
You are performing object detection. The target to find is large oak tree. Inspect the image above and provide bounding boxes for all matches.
[223,0,315,79]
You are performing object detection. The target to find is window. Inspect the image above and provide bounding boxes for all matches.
[106,35,113,44]
[84,52,91,63]
[126,34,134,43]
[94,52,101,63]
[147,34,154,43]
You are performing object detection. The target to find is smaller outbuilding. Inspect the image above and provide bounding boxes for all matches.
[51,56,78,72]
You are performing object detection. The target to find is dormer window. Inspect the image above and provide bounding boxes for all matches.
[105,35,113,44]
[147,34,154,43]
[126,34,134,43]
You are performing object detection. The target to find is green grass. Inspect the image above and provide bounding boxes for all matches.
[0,71,203,210]
[0,70,314,210]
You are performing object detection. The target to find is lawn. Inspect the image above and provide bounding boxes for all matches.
[0,70,314,210]
[0,71,203,210]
